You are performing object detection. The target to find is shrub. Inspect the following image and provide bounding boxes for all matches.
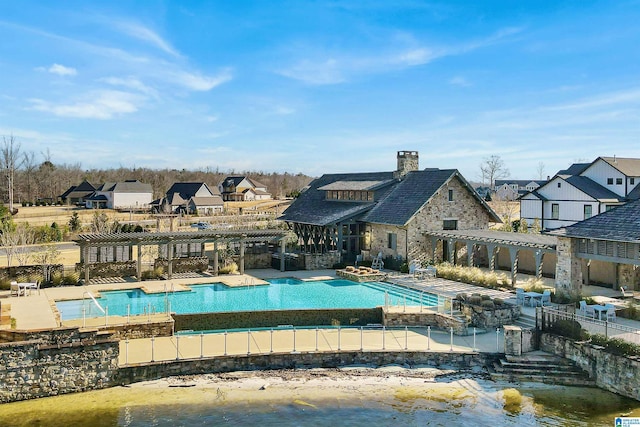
[332,262,347,269]
[481,294,491,301]
[468,295,482,306]
[493,298,505,307]
[63,272,80,285]
[481,299,495,310]
[219,262,239,275]
[547,319,587,341]
[51,272,64,286]
[590,334,640,357]
[455,293,468,302]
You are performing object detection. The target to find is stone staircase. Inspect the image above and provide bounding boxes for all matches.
[490,351,595,386]
[512,311,536,329]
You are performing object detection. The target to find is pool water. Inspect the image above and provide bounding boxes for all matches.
[56,278,440,320]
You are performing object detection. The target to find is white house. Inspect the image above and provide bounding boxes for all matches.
[494,179,546,200]
[85,180,153,210]
[219,176,272,201]
[520,157,640,230]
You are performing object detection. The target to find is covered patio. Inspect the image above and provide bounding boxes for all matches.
[74,229,289,284]
[425,230,557,285]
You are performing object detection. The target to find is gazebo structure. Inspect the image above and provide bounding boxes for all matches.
[74,229,288,284]
[425,230,558,285]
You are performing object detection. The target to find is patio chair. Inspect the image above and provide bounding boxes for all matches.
[408,260,420,276]
[605,304,616,322]
[539,290,551,307]
[10,281,23,297]
[579,300,595,318]
[515,288,525,306]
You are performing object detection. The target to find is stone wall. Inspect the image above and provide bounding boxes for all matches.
[0,328,119,403]
[540,333,640,401]
[369,177,494,262]
[244,252,272,269]
[302,252,341,270]
[503,325,537,356]
[460,304,520,328]
[383,310,468,335]
[173,308,384,332]
[555,236,583,293]
[83,320,175,340]
[116,350,497,386]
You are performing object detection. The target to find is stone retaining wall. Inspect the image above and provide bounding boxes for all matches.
[0,328,119,403]
[383,311,468,335]
[460,304,520,328]
[116,350,497,386]
[302,252,341,270]
[540,333,640,401]
[173,308,384,332]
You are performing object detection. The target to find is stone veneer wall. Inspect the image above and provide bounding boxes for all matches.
[555,236,583,293]
[244,252,272,269]
[383,311,468,335]
[369,177,494,262]
[503,325,537,356]
[173,308,384,332]
[540,333,640,401]
[302,252,341,270]
[116,350,497,386]
[460,304,520,328]
[0,328,119,403]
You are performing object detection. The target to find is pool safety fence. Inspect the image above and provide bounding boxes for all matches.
[539,307,640,345]
[119,325,505,366]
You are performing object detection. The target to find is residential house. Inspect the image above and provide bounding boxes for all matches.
[279,151,501,268]
[59,180,99,205]
[153,182,224,215]
[84,180,153,210]
[219,176,272,201]
[493,179,546,201]
[521,157,640,230]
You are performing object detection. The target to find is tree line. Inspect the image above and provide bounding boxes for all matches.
[1,135,314,209]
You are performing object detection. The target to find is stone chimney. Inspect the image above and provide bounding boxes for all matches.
[394,150,419,179]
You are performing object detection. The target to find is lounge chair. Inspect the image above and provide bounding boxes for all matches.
[408,260,420,277]
[621,286,635,299]
[10,281,23,297]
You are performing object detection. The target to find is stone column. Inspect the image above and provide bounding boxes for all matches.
[239,238,246,275]
[448,239,455,265]
[84,245,90,285]
[486,244,497,271]
[467,242,474,267]
[280,238,286,272]
[618,263,636,290]
[554,236,583,294]
[167,241,174,279]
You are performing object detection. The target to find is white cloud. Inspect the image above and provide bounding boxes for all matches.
[29,90,143,119]
[42,63,77,76]
[169,68,233,91]
[101,76,158,97]
[395,48,435,66]
[277,58,345,85]
[113,21,181,57]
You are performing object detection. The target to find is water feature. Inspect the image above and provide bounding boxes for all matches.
[56,278,439,320]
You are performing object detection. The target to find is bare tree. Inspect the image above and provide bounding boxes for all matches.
[0,222,35,266]
[21,151,37,203]
[479,155,509,188]
[536,162,546,181]
[1,135,23,213]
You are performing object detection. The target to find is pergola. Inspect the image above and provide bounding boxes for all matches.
[74,229,289,283]
[425,229,557,285]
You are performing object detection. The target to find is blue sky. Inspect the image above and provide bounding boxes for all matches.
[1,1,639,181]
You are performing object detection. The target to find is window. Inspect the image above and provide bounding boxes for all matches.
[387,233,397,250]
[551,203,559,219]
[584,205,592,220]
[616,178,623,185]
[557,182,561,188]
[443,219,458,230]
[607,178,613,185]
[448,189,454,202]
[631,178,636,185]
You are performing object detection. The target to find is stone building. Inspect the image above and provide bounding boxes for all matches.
[280,151,501,268]
[550,197,640,294]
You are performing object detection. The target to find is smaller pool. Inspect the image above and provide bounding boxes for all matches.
[56,278,440,320]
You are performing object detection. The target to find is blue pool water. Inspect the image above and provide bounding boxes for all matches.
[56,278,439,320]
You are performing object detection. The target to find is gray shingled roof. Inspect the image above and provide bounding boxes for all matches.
[564,176,623,201]
[557,163,589,176]
[553,198,640,243]
[281,169,501,227]
[279,172,395,226]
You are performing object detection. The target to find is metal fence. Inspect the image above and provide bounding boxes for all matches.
[539,307,640,345]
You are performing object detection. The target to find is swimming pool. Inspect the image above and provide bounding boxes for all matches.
[55,278,440,321]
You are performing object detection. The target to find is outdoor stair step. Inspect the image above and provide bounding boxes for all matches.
[490,372,595,387]
[489,355,593,387]
[493,362,586,376]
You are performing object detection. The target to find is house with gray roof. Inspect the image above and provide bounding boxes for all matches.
[219,176,271,201]
[85,180,153,210]
[280,151,501,267]
[153,182,223,215]
[59,180,99,205]
[521,156,640,230]
[494,179,547,200]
